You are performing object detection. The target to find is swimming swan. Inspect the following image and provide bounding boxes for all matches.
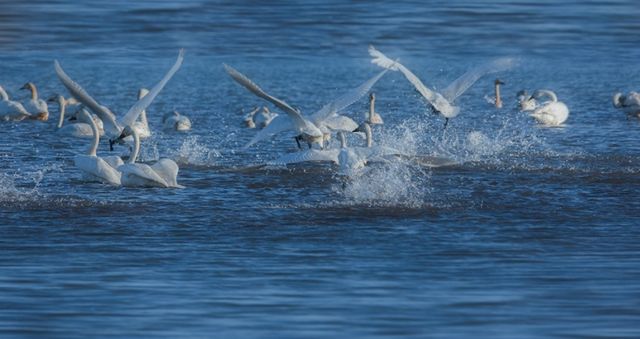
[485,79,504,108]
[613,92,640,116]
[118,125,184,188]
[528,89,569,126]
[20,82,49,121]
[73,109,122,185]
[54,49,184,149]
[224,64,388,149]
[254,106,278,129]
[162,110,192,131]
[0,85,31,121]
[517,90,538,111]
[368,45,514,126]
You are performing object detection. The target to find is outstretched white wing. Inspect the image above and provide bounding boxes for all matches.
[244,115,293,149]
[120,49,185,128]
[441,57,515,102]
[369,45,453,115]
[224,64,309,132]
[54,60,120,137]
[310,68,389,123]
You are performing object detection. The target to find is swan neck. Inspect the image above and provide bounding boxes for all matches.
[84,110,99,156]
[494,83,502,108]
[363,123,372,147]
[0,86,8,101]
[539,90,557,102]
[128,128,140,164]
[56,100,66,129]
[369,95,375,121]
[338,131,347,148]
[29,83,37,100]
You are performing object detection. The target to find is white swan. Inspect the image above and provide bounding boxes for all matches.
[162,110,192,131]
[528,89,569,126]
[368,45,515,126]
[47,95,103,138]
[254,106,278,129]
[365,92,383,125]
[0,85,31,121]
[73,109,122,185]
[613,92,640,116]
[118,125,183,188]
[224,64,389,149]
[20,82,49,121]
[54,49,184,149]
[133,88,152,138]
[517,90,538,111]
[486,79,504,108]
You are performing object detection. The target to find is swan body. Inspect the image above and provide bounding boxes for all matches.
[528,90,569,126]
[224,64,388,149]
[54,49,184,148]
[0,85,31,121]
[73,109,121,185]
[20,82,49,121]
[118,125,183,188]
[613,92,640,116]
[162,110,192,131]
[369,45,514,125]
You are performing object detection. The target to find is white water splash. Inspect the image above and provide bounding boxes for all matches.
[169,135,221,166]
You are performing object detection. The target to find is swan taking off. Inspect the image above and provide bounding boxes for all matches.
[73,109,122,185]
[118,125,184,188]
[527,89,569,126]
[20,82,49,121]
[368,45,515,126]
[613,92,640,116]
[162,110,192,131]
[54,49,184,150]
[224,64,389,149]
[0,85,31,121]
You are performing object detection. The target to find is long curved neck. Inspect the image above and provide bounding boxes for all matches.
[362,122,372,147]
[128,128,140,164]
[56,99,66,129]
[494,83,502,108]
[0,86,8,101]
[28,83,38,100]
[368,94,375,122]
[82,110,99,156]
[338,131,347,148]
[538,90,557,102]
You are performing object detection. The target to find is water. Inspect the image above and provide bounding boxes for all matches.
[2,1,640,337]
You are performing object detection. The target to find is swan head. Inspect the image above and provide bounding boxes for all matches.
[495,79,505,86]
[46,94,65,105]
[613,93,624,108]
[20,82,35,91]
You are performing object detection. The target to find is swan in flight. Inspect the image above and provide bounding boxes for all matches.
[613,92,640,116]
[54,49,184,150]
[20,82,49,121]
[527,90,569,126]
[0,85,31,121]
[368,45,515,126]
[224,64,389,149]
[73,109,122,185]
[118,125,184,188]
[48,94,104,138]
[162,110,192,131]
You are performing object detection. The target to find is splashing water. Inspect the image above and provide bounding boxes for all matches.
[169,136,221,166]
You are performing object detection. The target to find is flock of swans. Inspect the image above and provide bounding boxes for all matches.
[1,45,637,189]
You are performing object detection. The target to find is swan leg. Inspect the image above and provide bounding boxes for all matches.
[443,118,450,129]
[294,136,302,149]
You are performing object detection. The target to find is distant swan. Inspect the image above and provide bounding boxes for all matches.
[369,45,515,127]
[54,49,184,150]
[73,109,122,185]
[528,89,569,126]
[485,79,504,108]
[20,82,49,121]
[613,92,640,116]
[162,110,192,131]
[254,106,278,129]
[365,92,383,125]
[224,64,388,149]
[118,125,184,188]
[243,107,260,128]
[0,85,31,121]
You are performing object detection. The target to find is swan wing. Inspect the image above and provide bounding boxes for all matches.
[224,64,308,130]
[267,149,339,166]
[321,115,359,132]
[369,46,450,111]
[120,49,184,128]
[441,57,516,102]
[244,114,294,149]
[74,155,121,185]
[119,163,169,187]
[102,155,124,169]
[151,158,184,188]
[311,68,389,123]
[54,60,120,136]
